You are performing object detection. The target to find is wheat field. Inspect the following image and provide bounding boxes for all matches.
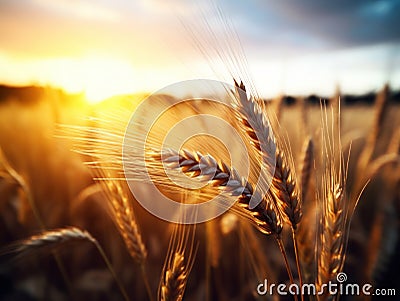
[0,82,399,301]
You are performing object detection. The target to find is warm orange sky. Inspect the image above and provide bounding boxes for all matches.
[1,0,399,103]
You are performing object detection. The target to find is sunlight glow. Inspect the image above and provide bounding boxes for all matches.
[0,53,139,104]
[76,57,137,103]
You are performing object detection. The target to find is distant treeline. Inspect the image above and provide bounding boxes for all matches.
[0,84,85,105]
[268,86,400,106]
[0,84,399,106]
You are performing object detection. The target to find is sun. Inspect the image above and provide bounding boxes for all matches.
[81,58,137,104]
[50,56,138,104]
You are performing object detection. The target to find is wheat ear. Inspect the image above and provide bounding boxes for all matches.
[271,145,302,230]
[231,81,302,299]
[231,79,277,213]
[159,223,197,301]
[6,227,130,301]
[103,178,147,264]
[154,149,282,236]
[231,81,302,230]
[63,116,147,264]
[157,149,299,300]
[99,176,152,301]
[271,138,304,301]
[232,79,276,172]
[274,147,304,301]
[14,227,96,254]
[317,183,347,301]
[317,105,349,301]
[64,118,151,299]
[0,147,73,292]
[161,253,188,301]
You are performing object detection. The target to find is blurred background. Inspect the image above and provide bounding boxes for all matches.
[0,1,399,300]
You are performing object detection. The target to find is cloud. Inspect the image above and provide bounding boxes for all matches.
[0,0,194,63]
[0,0,399,96]
[3,0,397,61]
[236,0,400,49]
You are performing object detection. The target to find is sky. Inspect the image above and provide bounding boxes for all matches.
[0,0,400,102]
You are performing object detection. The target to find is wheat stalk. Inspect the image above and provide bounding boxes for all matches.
[0,147,75,293]
[299,96,309,138]
[6,227,130,301]
[231,81,304,300]
[159,223,197,301]
[0,147,45,230]
[62,115,147,264]
[370,203,398,288]
[355,84,390,196]
[317,105,350,301]
[14,227,96,254]
[60,112,152,299]
[296,137,317,286]
[269,137,304,300]
[206,218,222,268]
[98,175,153,301]
[300,137,314,202]
[330,86,342,142]
[103,178,147,264]
[273,94,285,123]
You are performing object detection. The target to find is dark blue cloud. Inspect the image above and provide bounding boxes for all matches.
[221,0,400,51]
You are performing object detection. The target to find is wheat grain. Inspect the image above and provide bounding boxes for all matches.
[318,183,346,283]
[270,145,302,230]
[155,148,282,236]
[232,79,276,172]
